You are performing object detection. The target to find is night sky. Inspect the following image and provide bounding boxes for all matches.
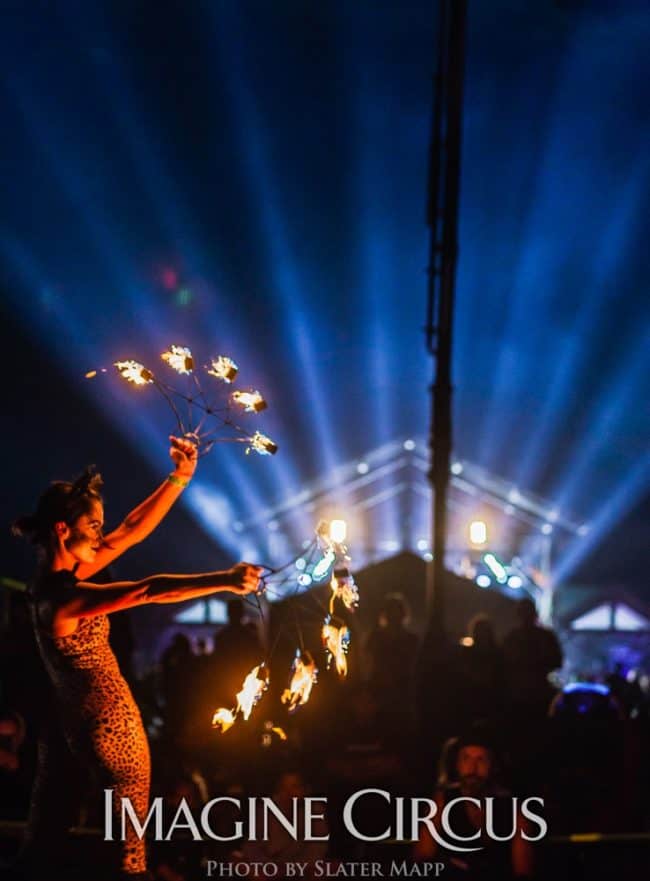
[1,1,648,596]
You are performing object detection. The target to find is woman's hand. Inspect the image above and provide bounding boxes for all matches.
[169,435,198,479]
[228,562,264,595]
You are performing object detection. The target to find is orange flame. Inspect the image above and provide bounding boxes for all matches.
[281,650,318,713]
[236,664,269,720]
[329,569,359,614]
[322,622,350,678]
[161,345,194,374]
[211,707,236,733]
[114,360,154,385]
[231,390,267,413]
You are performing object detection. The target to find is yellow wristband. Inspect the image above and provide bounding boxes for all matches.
[168,473,190,488]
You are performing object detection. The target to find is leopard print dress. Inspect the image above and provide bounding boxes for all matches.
[30,569,150,876]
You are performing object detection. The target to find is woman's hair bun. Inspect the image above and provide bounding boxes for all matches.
[71,465,103,497]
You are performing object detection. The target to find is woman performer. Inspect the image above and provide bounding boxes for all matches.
[12,437,262,880]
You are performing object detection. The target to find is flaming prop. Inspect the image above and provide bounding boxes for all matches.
[207,355,239,383]
[211,707,236,733]
[114,360,154,385]
[90,343,278,457]
[246,431,278,456]
[322,618,350,678]
[329,568,359,614]
[231,390,267,413]
[281,649,318,713]
[236,664,269,720]
[161,345,194,374]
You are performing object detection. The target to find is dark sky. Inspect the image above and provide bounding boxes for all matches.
[1,0,648,594]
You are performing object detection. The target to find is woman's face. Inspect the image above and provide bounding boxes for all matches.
[65,500,104,564]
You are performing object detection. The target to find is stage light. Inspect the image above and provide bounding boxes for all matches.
[476,575,491,588]
[312,548,336,581]
[451,461,463,475]
[469,519,488,546]
[329,519,347,544]
[295,557,307,571]
[357,462,369,474]
[176,287,192,307]
[423,552,433,562]
[416,538,429,551]
[507,575,523,589]
[483,553,507,583]
[297,573,313,588]
[206,355,239,383]
[508,488,521,504]
[541,523,553,535]
[403,439,416,451]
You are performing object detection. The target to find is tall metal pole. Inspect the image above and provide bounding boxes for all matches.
[425,0,467,631]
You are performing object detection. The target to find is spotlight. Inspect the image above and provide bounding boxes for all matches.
[483,553,507,584]
[232,390,268,413]
[295,558,307,571]
[508,488,521,504]
[541,523,553,535]
[403,439,416,451]
[476,575,491,588]
[329,519,347,544]
[423,552,433,562]
[416,539,429,551]
[507,575,523,589]
[357,462,369,475]
[206,355,239,383]
[469,520,488,546]
[451,461,463,475]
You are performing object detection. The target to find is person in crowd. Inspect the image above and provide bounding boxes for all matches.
[502,597,563,718]
[235,769,328,873]
[414,728,534,879]
[453,614,504,729]
[364,593,419,742]
[12,436,262,880]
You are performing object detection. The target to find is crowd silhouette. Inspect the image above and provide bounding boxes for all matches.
[2,591,650,880]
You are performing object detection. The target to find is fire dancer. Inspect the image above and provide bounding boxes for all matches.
[12,437,262,880]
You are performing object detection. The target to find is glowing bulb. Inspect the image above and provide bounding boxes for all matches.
[329,519,347,544]
[541,523,553,535]
[357,462,369,474]
[403,439,416,451]
[483,553,507,584]
[469,520,488,546]
[476,575,491,588]
[507,575,523,589]
[416,539,429,551]
[451,462,463,475]
[312,549,335,581]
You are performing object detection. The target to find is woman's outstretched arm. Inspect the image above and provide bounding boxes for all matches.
[52,564,262,633]
[75,436,198,580]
